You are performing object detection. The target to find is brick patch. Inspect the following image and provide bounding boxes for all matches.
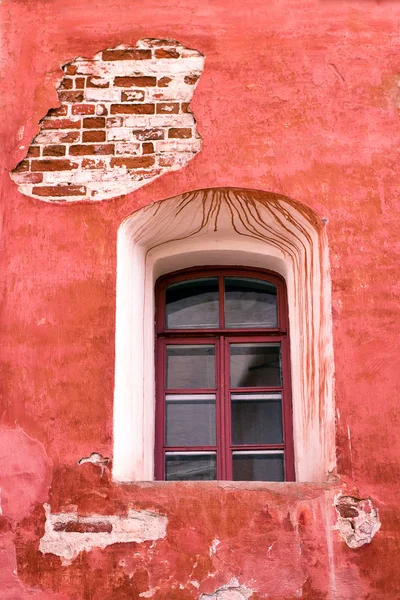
[11,39,204,202]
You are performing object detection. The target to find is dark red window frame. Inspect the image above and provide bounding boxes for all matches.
[155,266,295,481]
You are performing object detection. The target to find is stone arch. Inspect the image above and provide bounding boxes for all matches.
[113,187,335,482]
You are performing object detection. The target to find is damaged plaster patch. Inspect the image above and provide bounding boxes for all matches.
[78,451,110,475]
[11,39,204,202]
[39,503,167,562]
[334,495,381,548]
[200,578,253,600]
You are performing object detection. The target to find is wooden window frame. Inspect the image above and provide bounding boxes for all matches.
[155,266,295,481]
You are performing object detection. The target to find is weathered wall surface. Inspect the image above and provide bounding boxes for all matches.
[1,0,400,598]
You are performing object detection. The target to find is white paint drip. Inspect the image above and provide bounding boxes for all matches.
[39,503,168,562]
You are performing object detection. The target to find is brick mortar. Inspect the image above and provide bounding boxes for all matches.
[10,39,204,202]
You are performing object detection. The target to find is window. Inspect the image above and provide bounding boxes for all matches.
[155,267,295,481]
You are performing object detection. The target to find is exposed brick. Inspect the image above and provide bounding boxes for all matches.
[75,77,86,89]
[106,117,124,128]
[13,172,44,184]
[59,131,81,143]
[168,128,192,138]
[142,142,154,154]
[155,48,180,59]
[14,160,29,172]
[156,103,179,114]
[181,102,192,113]
[32,185,86,197]
[121,90,145,102]
[53,520,113,533]
[47,105,68,117]
[96,104,108,116]
[69,144,114,156]
[72,104,95,115]
[184,74,200,85]
[59,78,73,90]
[59,91,84,103]
[64,64,77,75]
[110,104,155,115]
[82,130,106,143]
[158,76,172,87]
[43,145,66,157]
[131,128,164,141]
[83,117,106,129]
[41,118,81,130]
[31,159,78,171]
[82,158,107,169]
[87,77,110,88]
[35,131,80,144]
[102,49,151,61]
[27,146,41,158]
[114,76,156,87]
[111,156,155,169]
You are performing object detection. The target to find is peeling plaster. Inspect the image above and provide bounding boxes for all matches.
[200,578,253,600]
[334,495,381,548]
[39,503,168,561]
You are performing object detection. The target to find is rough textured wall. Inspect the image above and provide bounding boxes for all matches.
[1,0,400,598]
[11,39,203,202]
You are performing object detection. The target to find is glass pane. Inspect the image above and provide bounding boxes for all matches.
[225,277,277,328]
[166,278,219,329]
[232,452,284,481]
[166,394,216,446]
[230,343,281,387]
[165,453,217,480]
[231,393,283,444]
[166,345,215,389]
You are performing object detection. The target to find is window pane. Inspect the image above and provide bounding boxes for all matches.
[166,394,216,446]
[225,277,277,328]
[165,453,217,480]
[231,393,283,444]
[166,278,219,329]
[230,343,281,387]
[166,345,215,389]
[232,452,284,481]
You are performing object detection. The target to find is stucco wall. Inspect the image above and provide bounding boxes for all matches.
[1,0,400,598]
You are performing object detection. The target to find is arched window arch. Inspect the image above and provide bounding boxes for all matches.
[155,267,295,481]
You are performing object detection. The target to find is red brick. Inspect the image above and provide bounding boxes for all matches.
[13,160,29,173]
[156,103,179,114]
[142,142,154,154]
[59,78,73,90]
[121,90,145,102]
[13,172,43,184]
[60,131,81,143]
[53,520,112,533]
[102,49,151,61]
[131,128,164,141]
[75,77,86,89]
[110,104,155,115]
[47,105,68,117]
[158,76,172,87]
[184,74,200,85]
[31,159,78,171]
[82,130,106,142]
[155,48,180,59]
[168,128,192,138]
[32,185,86,197]
[59,91,84,103]
[27,146,41,158]
[82,158,107,169]
[114,76,156,87]
[69,144,114,156]
[43,145,66,157]
[64,64,77,75]
[111,156,155,169]
[42,118,81,130]
[87,77,110,88]
[72,104,95,115]
[181,103,192,113]
[83,117,105,129]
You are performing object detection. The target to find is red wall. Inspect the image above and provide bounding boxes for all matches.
[1,1,400,598]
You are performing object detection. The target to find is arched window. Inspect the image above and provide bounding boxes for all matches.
[155,267,295,481]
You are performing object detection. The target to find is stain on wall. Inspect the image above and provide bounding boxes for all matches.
[10,39,203,202]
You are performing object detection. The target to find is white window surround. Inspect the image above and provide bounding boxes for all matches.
[113,188,335,483]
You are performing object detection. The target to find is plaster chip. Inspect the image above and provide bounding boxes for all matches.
[10,39,204,202]
[39,503,168,562]
[334,494,381,548]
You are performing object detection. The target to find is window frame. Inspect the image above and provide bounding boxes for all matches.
[155,266,295,481]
